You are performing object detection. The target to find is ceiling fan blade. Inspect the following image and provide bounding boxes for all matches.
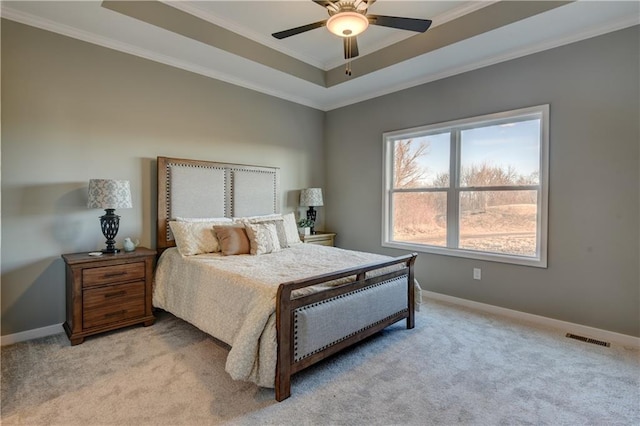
[272,20,327,39]
[343,36,359,59]
[367,15,432,33]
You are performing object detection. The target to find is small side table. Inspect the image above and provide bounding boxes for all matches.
[300,232,336,247]
[62,247,156,345]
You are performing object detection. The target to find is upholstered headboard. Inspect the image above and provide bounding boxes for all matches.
[156,156,280,252]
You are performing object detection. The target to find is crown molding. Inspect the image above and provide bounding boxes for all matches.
[323,14,640,111]
[2,2,637,112]
[162,0,328,70]
[166,0,498,72]
[1,4,324,110]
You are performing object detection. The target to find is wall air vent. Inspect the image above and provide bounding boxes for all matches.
[565,333,610,347]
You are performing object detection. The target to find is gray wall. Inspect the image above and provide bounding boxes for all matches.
[325,26,639,337]
[2,18,638,339]
[1,20,325,336]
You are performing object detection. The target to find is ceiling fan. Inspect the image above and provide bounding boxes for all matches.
[272,0,432,75]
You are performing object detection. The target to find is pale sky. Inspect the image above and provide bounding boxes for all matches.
[408,118,541,186]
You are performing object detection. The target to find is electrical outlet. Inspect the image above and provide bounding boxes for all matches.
[473,268,481,280]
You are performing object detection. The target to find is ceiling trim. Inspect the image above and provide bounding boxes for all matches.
[2,1,638,112]
[326,0,572,86]
[0,4,326,110]
[101,0,327,86]
[165,0,499,72]
[163,0,327,70]
[101,0,574,89]
[323,12,640,111]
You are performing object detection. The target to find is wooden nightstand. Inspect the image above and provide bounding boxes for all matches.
[300,232,336,247]
[62,247,156,345]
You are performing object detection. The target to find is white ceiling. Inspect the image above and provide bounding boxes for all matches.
[2,1,639,111]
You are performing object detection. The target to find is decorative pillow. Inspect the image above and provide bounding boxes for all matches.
[176,217,232,223]
[236,214,288,249]
[233,214,282,223]
[244,222,282,255]
[214,225,251,256]
[282,212,302,245]
[169,221,230,256]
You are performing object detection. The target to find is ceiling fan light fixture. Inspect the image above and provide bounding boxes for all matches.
[326,12,369,37]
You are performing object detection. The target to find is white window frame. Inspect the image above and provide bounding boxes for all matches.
[382,105,549,268]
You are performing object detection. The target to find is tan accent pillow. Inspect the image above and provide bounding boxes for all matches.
[244,222,282,255]
[169,221,230,256]
[214,225,250,256]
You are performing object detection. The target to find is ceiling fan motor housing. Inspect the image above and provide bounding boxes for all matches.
[327,11,369,37]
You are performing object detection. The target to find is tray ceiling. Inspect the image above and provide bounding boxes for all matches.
[2,1,638,110]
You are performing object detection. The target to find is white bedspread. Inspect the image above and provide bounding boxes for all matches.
[153,244,417,388]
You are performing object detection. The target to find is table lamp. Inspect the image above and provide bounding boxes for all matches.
[87,179,132,253]
[300,188,323,235]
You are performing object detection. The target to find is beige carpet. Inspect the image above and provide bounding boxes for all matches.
[2,299,639,425]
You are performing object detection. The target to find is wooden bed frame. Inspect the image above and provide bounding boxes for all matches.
[156,156,417,401]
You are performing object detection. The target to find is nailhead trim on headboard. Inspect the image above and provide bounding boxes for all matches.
[165,161,229,242]
[157,157,280,249]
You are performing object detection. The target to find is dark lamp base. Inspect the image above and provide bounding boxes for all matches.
[100,209,121,254]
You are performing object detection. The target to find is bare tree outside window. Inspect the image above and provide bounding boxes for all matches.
[393,139,429,188]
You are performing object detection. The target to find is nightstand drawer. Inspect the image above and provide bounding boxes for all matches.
[82,262,145,288]
[300,232,336,247]
[83,281,145,329]
[308,240,333,246]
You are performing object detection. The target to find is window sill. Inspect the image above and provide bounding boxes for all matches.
[382,240,547,268]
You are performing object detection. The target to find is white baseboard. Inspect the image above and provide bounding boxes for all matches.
[1,323,64,346]
[3,295,638,349]
[423,291,640,348]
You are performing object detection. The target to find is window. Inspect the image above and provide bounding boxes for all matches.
[383,105,549,267]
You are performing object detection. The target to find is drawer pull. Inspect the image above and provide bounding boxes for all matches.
[103,272,128,278]
[104,290,126,298]
[104,310,126,318]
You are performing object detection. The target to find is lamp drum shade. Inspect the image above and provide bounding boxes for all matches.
[300,188,323,207]
[87,179,132,209]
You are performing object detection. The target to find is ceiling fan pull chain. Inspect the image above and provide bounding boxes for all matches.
[346,37,352,76]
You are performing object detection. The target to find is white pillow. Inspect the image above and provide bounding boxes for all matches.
[244,222,282,255]
[236,214,288,249]
[176,217,232,223]
[233,214,282,223]
[169,220,232,256]
[282,212,301,245]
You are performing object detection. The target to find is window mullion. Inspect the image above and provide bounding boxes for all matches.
[447,130,460,248]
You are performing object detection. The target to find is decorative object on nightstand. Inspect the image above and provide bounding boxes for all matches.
[297,218,314,236]
[62,247,156,345]
[300,232,336,247]
[123,237,139,252]
[87,179,132,253]
[299,187,323,234]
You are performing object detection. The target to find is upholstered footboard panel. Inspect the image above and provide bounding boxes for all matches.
[276,253,417,401]
[293,276,409,362]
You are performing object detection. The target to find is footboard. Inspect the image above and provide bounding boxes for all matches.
[275,253,417,401]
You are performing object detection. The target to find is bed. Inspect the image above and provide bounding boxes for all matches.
[153,156,418,401]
